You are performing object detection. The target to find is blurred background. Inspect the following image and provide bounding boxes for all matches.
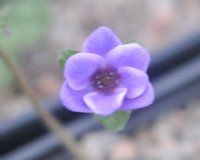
[1,0,200,159]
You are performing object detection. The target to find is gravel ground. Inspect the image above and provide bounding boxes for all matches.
[81,101,200,160]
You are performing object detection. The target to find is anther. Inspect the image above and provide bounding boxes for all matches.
[95,75,101,79]
[97,81,101,84]
[90,67,120,92]
[98,85,104,88]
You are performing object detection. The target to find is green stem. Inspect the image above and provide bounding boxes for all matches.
[0,47,89,160]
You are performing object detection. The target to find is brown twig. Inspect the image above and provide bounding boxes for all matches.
[0,47,89,160]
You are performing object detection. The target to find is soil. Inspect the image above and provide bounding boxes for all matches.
[81,101,200,160]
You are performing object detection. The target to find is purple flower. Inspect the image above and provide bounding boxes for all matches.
[60,26,154,116]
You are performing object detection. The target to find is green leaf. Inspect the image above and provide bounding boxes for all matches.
[124,39,143,45]
[95,111,131,132]
[0,0,48,54]
[59,49,78,68]
[0,0,48,89]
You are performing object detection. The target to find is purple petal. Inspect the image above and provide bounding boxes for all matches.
[121,83,154,111]
[65,53,105,90]
[83,88,127,116]
[82,26,121,56]
[118,67,149,98]
[106,44,150,71]
[60,82,92,113]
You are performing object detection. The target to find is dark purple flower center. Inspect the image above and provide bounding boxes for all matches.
[90,67,120,93]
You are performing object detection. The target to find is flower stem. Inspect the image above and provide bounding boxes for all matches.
[0,47,89,160]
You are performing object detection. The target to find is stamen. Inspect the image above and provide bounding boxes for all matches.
[95,75,101,79]
[97,81,101,84]
[90,67,120,93]
[109,72,115,76]
[98,85,104,89]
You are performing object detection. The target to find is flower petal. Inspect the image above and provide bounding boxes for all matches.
[83,88,127,116]
[65,53,105,90]
[106,44,150,71]
[60,82,92,113]
[82,26,121,56]
[121,83,154,111]
[118,67,149,98]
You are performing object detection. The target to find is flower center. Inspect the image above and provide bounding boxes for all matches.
[91,67,120,93]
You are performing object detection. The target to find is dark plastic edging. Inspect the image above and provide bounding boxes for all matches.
[148,32,200,78]
[3,54,200,160]
[0,99,87,154]
[1,31,200,155]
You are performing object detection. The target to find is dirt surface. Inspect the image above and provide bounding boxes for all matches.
[81,101,200,160]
